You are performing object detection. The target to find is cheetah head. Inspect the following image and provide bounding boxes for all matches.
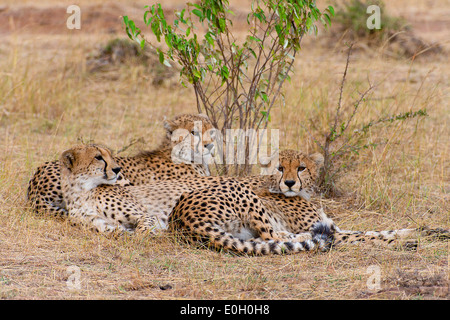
[60,144,122,191]
[267,149,324,199]
[164,113,217,165]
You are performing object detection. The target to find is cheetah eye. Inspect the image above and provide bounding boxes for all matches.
[277,166,284,172]
[95,155,104,161]
[298,166,306,172]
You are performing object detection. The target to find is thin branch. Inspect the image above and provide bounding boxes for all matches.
[333,43,353,133]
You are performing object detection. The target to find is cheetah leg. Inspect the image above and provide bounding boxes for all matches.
[242,206,295,242]
[90,217,128,234]
[27,188,68,218]
[40,201,68,218]
[68,215,127,235]
[135,215,162,235]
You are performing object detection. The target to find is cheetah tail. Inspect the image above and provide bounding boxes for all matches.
[333,227,450,249]
[213,221,335,255]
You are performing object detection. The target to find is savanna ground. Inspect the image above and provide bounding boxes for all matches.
[0,0,448,300]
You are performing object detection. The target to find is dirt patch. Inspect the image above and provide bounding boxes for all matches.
[384,30,443,58]
[0,4,127,35]
[360,267,449,299]
[86,38,178,85]
[384,268,449,299]
[330,27,444,59]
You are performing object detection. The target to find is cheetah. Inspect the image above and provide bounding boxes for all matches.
[59,144,155,234]
[58,144,448,254]
[26,113,216,218]
[118,151,325,230]
[59,144,333,255]
[56,144,325,236]
[168,150,450,255]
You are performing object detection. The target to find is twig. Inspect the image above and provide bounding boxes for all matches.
[333,43,353,133]
[116,137,145,154]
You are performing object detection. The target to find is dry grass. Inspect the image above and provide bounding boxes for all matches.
[0,0,448,300]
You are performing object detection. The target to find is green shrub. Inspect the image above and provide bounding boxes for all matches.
[333,0,408,41]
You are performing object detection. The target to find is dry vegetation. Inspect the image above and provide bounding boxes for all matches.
[0,0,448,300]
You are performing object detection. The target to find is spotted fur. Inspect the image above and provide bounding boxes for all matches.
[59,144,155,234]
[26,113,216,217]
[58,145,449,252]
[167,151,449,254]
[169,179,335,255]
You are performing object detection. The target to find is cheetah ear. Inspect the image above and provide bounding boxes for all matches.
[163,119,176,134]
[259,150,279,168]
[309,152,324,169]
[259,156,271,168]
[60,150,76,171]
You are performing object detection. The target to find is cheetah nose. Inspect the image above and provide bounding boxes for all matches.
[284,180,295,188]
[112,167,121,175]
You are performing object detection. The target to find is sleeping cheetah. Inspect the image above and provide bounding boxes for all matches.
[169,151,450,255]
[26,113,216,218]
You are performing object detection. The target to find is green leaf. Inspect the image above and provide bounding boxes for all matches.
[165,33,173,48]
[305,17,312,30]
[323,13,331,26]
[274,24,282,37]
[192,9,204,20]
[327,5,335,16]
[260,91,268,102]
[157,4,164,18]
[219,65,229,85]
[158,49,164,64]
[221,65,229,78]
[144,10,150,25]
[248,36,261,43]
[206,8,213,21]
[190,3,202,11]
[218,18,227,32]
[193,68,201,76]
[260,110,271,121]
[205,32,215,45]
[247,47,257,59]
